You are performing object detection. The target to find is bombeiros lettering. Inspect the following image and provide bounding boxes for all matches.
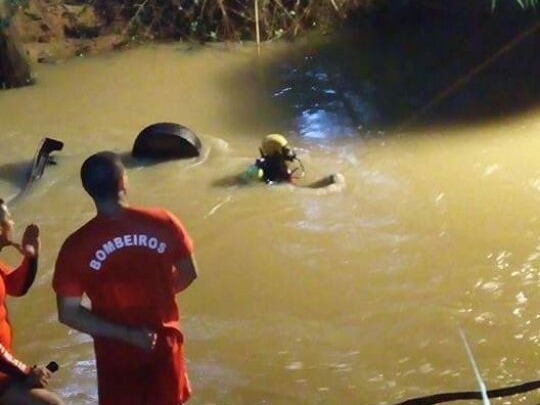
[89,233,167,270]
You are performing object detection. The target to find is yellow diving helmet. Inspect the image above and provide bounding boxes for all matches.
[260,134,295,160]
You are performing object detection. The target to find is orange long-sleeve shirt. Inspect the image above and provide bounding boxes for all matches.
[0,256,36,382]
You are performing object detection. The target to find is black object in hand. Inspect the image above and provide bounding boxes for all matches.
[46,361,59,373]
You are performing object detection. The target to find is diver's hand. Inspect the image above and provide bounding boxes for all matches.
[20,224,40,257]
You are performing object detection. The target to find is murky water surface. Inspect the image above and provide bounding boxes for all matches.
[1,29,540,405]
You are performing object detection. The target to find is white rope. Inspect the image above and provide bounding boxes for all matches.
[459,329,491,405]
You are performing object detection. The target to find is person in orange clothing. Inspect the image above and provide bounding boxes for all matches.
[52,151,199,405]
[0,199,63,405]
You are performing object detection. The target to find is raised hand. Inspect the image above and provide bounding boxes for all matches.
[20,224,40,258]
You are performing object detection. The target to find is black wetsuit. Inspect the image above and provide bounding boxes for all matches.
[255,156,292,184]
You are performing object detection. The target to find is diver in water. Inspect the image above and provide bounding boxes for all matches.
[251,134,304,184]
[241,134,344,189]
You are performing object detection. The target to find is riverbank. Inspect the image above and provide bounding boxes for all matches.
[8,0,363,65]
[8,0,126,64]
[12,0,534,64]
[2,0,536,87]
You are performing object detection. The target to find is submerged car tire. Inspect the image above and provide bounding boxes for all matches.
[132,122,201,159]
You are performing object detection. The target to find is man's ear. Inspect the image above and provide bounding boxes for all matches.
[119,173,128,193]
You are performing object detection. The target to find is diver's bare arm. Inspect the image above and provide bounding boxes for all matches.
[56,295,156,351]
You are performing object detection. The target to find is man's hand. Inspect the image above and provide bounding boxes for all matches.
[20,224,40,258]
[125,327,157,352]
[58,296,158,352]
[24,365,52,389]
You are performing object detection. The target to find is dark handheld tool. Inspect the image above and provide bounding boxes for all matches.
[45,361,59,373]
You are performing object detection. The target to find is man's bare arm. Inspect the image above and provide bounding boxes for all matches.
[56,296,156,351]
[4,224,40,296]
[173,254,198,293]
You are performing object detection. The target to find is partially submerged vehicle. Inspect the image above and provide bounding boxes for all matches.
[7,137,63,203]
[131,122,201,160]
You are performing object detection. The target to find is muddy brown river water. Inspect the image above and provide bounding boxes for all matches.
[1,35,540,405]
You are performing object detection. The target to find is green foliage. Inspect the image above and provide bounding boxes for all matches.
[0,0,32,28]
[90,0,376,42]
[515,0,539,8]
[7,0,30,8]
[492,0,538,9]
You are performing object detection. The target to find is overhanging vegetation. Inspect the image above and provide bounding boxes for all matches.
[0,0,537,89]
